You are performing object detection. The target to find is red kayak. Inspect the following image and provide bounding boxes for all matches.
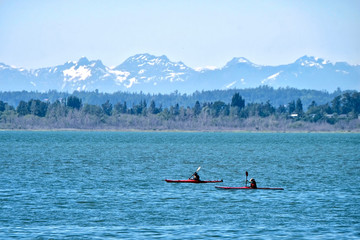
[165,179,223,183]
[215,186,284,190]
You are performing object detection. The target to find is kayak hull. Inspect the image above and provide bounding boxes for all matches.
[165,179,223,183]
[215,186,284,190]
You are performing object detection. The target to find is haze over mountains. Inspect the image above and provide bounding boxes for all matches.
[1,54,359,93]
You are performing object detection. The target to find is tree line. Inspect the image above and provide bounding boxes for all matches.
[0,86,349,111]
[0,91,359,131]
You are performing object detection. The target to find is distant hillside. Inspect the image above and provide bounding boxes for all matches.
[1,54,359,93]
[0,87,350,110]
[1,89,359,132]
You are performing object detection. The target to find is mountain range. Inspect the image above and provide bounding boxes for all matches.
[1,54,359,93]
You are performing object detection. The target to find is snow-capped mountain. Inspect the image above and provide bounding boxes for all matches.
[112,54,196,92]
[28,57,128,92]
[0,54,359,93]
[194,55,359,91]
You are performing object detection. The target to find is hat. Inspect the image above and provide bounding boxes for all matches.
[250,178,255,182]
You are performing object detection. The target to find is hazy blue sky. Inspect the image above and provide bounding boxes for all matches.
[1,0,359,69]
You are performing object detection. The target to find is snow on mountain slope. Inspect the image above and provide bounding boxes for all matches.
[0,54,359,93]
[262,71,282,84]
[114,53,195,85]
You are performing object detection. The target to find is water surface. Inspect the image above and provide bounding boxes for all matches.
[0,131,359,239]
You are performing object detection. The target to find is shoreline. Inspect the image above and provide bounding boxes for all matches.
[1,128,359,133]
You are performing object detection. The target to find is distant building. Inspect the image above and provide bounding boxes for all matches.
[338,114,347,119]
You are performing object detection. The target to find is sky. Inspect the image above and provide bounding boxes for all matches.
[0,0,359,69]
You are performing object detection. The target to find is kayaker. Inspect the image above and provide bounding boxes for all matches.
[190,172,200,181]
[249,178,257,189]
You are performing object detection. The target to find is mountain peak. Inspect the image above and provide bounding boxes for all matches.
[128,53,160,62]
[0,54,358,93]
[90,59,105,68]
[295,55,331,66]
[297,55,316,61]
[235,57,251,63]
[228,57,252,64]
[224,57,258,68]
[133,53,169,62]
[115,53,190,71]
[77,57,90,65]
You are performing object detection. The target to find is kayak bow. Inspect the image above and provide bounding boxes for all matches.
[215,186,284,190]
[165,179,223,183]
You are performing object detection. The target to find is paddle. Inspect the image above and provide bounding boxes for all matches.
[189,166,201,179]
[245,171,248,187]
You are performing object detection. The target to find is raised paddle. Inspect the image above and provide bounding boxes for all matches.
[189,166,201,179]
[245,171,248,187]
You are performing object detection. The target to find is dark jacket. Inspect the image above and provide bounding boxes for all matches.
[192,172,200,181]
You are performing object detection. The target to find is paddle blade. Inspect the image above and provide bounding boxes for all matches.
[196,166,201,172]
[246,171,248,177]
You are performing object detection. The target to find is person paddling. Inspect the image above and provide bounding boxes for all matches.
[190,172,200,181]
[245,172,257,189]
[249,178,257,189]
[189,166,201,181]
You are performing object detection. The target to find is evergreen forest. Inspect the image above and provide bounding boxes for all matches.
[1,88,359,132]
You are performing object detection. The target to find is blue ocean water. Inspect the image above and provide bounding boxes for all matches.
[0,131,359,239]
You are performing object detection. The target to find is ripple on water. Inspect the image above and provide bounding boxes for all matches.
[0,131,359,239]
